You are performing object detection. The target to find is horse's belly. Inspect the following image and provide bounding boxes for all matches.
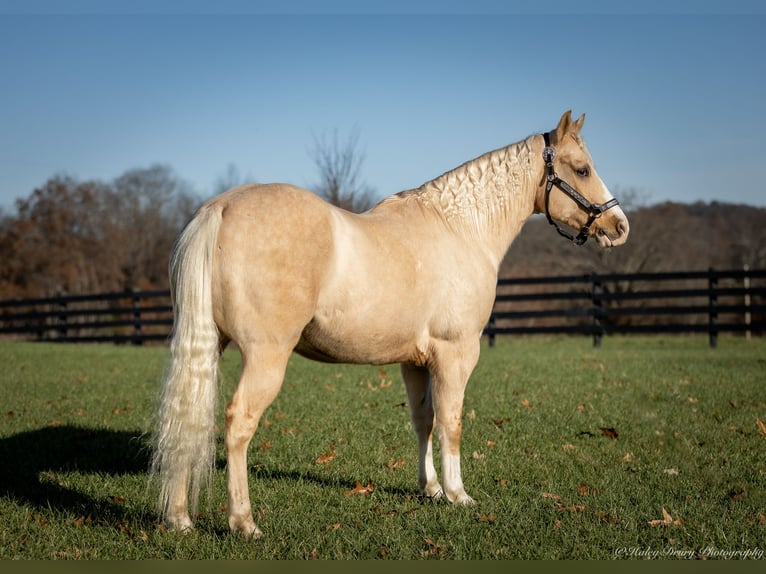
[295,315,420,366]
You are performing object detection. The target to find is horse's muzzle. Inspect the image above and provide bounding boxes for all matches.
[595,213,629,248]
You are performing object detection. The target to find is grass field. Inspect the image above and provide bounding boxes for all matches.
[0,336,764,560]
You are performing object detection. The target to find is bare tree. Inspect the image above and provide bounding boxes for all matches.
[308,128,377,213]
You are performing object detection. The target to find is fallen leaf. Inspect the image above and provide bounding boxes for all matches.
[472,451,485,460]
[316,443,335,464]
[728,487,746,502]
[479,512,496,523]
[600,427,618,439]
[260,440,272,452]
[576,403,587,411]
[663,468,679,476]
[577,482,601,496]
[542,492,562,501]
[648,507,684,527]
[520,399,532,409]
[282,428,301,436]
[386,458,405,470]
[486,440,496,448]
[596,511,619,524]
[687,396,698,404]
[562,443,576,452]
[466,409,476,420]
[344,480,374,496]
[492,416,511,430]
[556,503,586,513]
[621,452,633,462]
[757,418,766,436]
[326,522,341,531]
[494,477,507,487]
[73,516,92,527]
[421,537,445,557]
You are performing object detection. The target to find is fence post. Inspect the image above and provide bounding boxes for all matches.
[591,273,603,348]
[708,267,718,348]
[57,290,68,341]
[487,314,496,348]
[744,264,751,340]
[132,289,143,345]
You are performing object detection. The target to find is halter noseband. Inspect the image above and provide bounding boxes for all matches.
[542,132,620,246]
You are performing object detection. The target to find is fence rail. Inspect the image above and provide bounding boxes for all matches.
[486,267,765,347]
[0,289,172,344]
[0,268,764,347]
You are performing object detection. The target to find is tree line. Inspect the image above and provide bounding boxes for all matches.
[0,132,377,300]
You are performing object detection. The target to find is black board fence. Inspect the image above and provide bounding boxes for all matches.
[486,267,765,348]
[0,268,764,347]
[0,289,173,344]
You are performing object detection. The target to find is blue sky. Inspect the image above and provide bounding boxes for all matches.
[1,1,765,211]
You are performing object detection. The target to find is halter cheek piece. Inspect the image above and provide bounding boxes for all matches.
[542,132,620,246]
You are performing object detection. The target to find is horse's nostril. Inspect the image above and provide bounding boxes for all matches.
[617,220,628,237]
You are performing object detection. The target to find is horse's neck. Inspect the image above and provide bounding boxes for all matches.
[412,135,540,266]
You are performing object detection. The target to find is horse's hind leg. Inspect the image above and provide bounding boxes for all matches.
[401,363,442,499]
[225,342,292,538]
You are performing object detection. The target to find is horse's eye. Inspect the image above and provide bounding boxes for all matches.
[576,167,590,177]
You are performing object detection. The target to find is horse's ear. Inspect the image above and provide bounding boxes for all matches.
[573,113,586,133]
[555,110,573,138]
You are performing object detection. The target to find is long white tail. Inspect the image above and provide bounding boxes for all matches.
[151,204,222,522]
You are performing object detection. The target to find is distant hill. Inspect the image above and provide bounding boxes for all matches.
[500,202,766,278]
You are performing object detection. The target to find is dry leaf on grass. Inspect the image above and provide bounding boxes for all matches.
[600,427,618,439]
[648,507,684,527]
[757,418,766,436]
[556,503,587,513]
[344,480,374,496]
[421,537,446,557]
[316,443,335,464]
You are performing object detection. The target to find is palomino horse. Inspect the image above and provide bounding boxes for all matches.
[151,111,629,538]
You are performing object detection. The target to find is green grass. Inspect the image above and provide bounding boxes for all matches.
[1,336,764,559]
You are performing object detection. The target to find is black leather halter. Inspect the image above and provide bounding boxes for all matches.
[543,132,620,246]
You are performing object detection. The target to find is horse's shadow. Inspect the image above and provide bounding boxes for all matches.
[0,425,418,527]
[0,425,150,521]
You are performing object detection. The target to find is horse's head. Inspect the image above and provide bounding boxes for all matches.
[536,111,629,248]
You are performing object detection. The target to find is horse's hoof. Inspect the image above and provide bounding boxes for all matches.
[237,525,263,540]
[422,484,444,500]
[449,492,476,506]
[229,516,263,540]
[166,515,194,534]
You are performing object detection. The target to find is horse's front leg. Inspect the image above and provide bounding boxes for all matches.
[430,338,481,505]
[401,363,442,499]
